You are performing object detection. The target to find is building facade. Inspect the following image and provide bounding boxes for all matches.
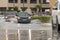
[0,0,50,11]
[0,0,57,14]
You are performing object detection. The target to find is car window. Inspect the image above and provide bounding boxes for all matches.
[18,12,30,17]
[5,12,16,16]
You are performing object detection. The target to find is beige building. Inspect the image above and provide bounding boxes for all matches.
[0,0,50,12]
[0,0,57,15]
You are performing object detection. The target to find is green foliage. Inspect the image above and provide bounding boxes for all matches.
[35,5,42,10]
[17,10,20,12]
[21,7,27,11]
[31,16,40,20]
[39,16,51,23]
[7,7,20,12]
[7,8,13,11]
[14,7,18,11]
[31,16,51,23]
[0,13,4,15]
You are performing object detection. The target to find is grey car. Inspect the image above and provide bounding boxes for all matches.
[4,11,17,22]
[17,12,31,23]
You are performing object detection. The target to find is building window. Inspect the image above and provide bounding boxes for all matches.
[30,0,37,3]
[53,1,58,10]
[43,0,49,4]
[43,0,46,4]
[46,0,50,2]
[21,0,27,3]
[0,7,6,11]
[39,0,41,3]
[8,0,18,3]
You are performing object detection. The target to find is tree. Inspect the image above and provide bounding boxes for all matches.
[7,8,14,11]
[14,7,18,11]
[14,7,20,12]
[21,7,27,12]
[35,5,42,16]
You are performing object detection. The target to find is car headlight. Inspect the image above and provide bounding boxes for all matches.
[15,16,17,18]
[29,17,31,19]
[5,16,8,18]
[18,17,20,19]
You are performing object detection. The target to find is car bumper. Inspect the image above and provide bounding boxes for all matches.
[5,18,16,22]
[18,19,31,23]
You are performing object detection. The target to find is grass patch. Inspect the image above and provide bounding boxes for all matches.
[31,16,51,23]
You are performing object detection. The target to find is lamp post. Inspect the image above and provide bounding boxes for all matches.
[40,0,43,15]
[23,0,24,8]
[23,0,24,12]
[13,0,15,9]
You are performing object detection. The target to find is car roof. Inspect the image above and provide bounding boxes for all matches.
[6,11,17,13]
[5,11,17,15]
[19,12,28,14]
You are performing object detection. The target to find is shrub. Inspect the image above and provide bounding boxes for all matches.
[21,7,27,11]
[14,7,18,11]
[31,16,40,20]
[17,10,20,12]
[0,13,4,15]
[31,16,51,23]
[39,16,51,23]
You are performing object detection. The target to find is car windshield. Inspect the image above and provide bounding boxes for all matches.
[18,12,30,17]
[7,13,15,15]
[5,12,16,16]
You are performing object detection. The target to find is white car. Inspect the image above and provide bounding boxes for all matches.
[0,15,4,22]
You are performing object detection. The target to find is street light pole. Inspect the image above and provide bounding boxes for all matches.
[23,0,24,12]
[40,0,43,15]
[23,0,24,8]
[13,0,15,9]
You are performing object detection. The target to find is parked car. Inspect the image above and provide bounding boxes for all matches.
[0,15,5,22]
[0,15,4,19]
[4,11,17,22]
[17,12,31,23]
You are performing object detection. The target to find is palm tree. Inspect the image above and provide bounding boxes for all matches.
[35,5,42,16]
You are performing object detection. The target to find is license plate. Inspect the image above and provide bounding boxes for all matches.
[23,19,27,21]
